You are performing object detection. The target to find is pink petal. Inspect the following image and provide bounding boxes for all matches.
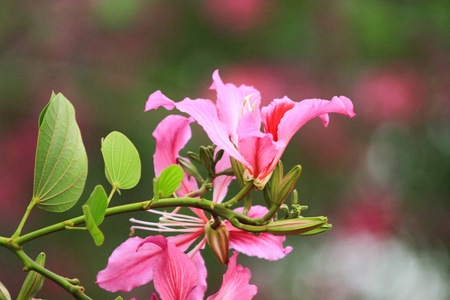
[167,231,206,252]
[207,252,257,300]
[151,294,159,300]
[210,70,262,144]
[152,115,198,196]
[275,96,356,145]
[236,110,265,140]
[187,252,208,300]
[261,97,295,141]
[147,236,199,300]
[96,237,161,292]
[153,115,194,176]
[175,97,247,166]
[237,134,278,179]
[145,90,177,111]
[227,206,293,261]
[213,151,234,204]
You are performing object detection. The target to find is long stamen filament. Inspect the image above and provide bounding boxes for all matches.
[130,219,204,228]
[187,237,207,259]
[130,226,203,233]
[147,209,203,222]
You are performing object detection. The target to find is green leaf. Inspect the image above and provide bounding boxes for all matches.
[156,164,184,197]
[84,185,108,226]
[38,91,56,128]
[33,93,88,212]
[82,205,104,246]
[101,131,141,190]
[17,252,45,300]
[0,281,11,300]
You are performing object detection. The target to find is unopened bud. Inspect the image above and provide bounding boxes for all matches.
[199,146,214,168]
[0,281,11,300]
[17,252,46,300]
[230,157,246,187]
[271,161,284,191]
[205,220,230,265]
[297,223,332,236]
[177,157,203,182]
[214,149,225,164]
[266,217,327,236]
[274,165,302,205]
[187,151,202,165]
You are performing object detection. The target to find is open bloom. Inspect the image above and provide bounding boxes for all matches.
[146,70,355,188]
[139,236,257,300]
[97,115,292,293]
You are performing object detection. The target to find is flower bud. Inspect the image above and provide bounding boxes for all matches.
[199,145,216,170]
[266,217,328,236]
[205,220,230,265]
[230,156,246,187]
[17,252,46,300]
[0,281,11,300]
[273,165,302,205]
[187,151,202,165]
[297,223,332,236]
[177,157,203,182]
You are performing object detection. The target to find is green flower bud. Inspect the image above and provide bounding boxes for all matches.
[274,165,302,205]
[177,157,203,182]
[0,281,11,300]
[266,216,328,236]
[187,151,202,165]
[230,157,246,187]
[297,223,332,236]
[17,252,46,300]
[205,220,230,265]
[199,146,216,170]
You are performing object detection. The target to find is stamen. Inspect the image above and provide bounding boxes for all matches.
[130,218,204,228]
[241,94,254,115]
[187,237,207,258]
[147,209,204,223]
[130,225,202,233]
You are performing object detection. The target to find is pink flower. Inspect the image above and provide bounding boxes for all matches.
[207,252,257,300]
[96,115,292,293]
[146,70,355,188]
[139,235,257,300]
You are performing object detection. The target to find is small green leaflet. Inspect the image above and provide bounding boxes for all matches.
[84,185,108,226]
[101,131,141,190]
[82,205,104,246]
[33,93,88,212]
[155,164,184,198]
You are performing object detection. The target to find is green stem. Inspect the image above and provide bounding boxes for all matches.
[11,199,36,239]
[107,185,117,205]
[13,249,91,300]
[14,196,268,246]
[243,194,252,215]
[223,182,254,208]
[227,217,267,232]
[256,203,281,223]
[185,178,212,198]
